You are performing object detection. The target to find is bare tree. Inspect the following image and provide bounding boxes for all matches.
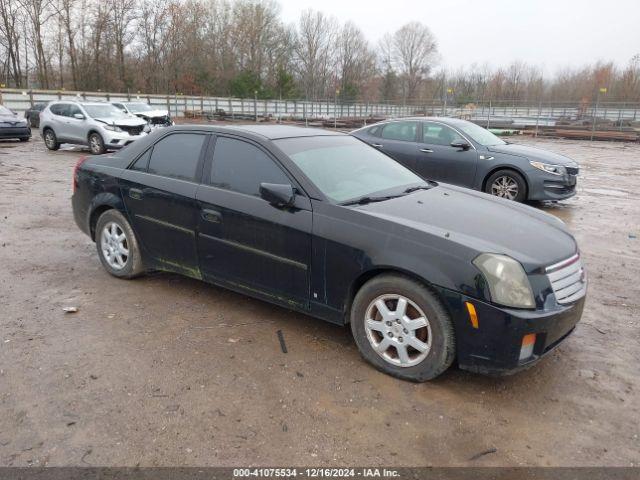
[391,22,438,101]
[110,0,137,89]
[0,0,24,87]
[294,9,337,100]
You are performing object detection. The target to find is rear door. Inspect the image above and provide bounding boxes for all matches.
[196,135,312,307]
[370,121,420,171]
[120,131,208,278]
[414,122,478,187]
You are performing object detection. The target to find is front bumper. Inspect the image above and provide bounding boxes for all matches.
[0,126,31,139]
[435,286,585,375]
[527,170,578,201]
[100,129,148,150]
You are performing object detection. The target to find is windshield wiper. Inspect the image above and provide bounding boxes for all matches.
[341,194,405,206]
[403,185,432,194]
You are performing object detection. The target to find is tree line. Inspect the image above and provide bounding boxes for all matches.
[1,0,639,104]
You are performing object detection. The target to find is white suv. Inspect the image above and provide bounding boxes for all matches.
[40,101,150,154]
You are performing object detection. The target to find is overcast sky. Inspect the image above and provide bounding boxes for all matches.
[279,0,640,76]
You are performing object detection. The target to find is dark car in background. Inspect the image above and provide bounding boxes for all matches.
[0,105,31,142]
[24,102,49,128]
[352,118,580,202]
[71,125,586,381]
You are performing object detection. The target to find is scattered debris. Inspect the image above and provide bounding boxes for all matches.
[227,338,239,343]
[66,421,76,427]
[89,374,98,380]
[629,234,637,239]
[277,330,288,354]
[469,447,497,460]
[62,306,78,313]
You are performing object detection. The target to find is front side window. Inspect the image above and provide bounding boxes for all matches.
[126,103,154,113]
[275,136,423,203]
[381,122,418,142]
[67,104,82,117]
[210,137,290,196]
[422,123,465,146]
[147,133,206,181]
[456,121,506,146]
[49,104,69,116]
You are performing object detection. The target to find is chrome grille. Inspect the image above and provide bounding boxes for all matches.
[546,254,587,305]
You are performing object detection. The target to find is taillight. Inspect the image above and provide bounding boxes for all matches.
[73,156,88,193]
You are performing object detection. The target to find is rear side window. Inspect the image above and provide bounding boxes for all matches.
[381,122,418,142]
[130,149,151,172]
[147,133,206,181]
[210,137,290,196]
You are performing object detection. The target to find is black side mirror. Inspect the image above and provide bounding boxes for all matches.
[451,140,471,150]
[259,183,295,207]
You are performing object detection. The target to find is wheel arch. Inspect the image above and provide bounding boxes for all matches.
[344,266,448,324]
[88,193,127,241]
[481,165,529,198]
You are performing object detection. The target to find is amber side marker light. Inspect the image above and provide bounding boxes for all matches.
[519,333,537,361]
[465,302,479,329]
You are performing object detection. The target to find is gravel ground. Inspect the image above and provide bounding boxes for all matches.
[0,130,638,467]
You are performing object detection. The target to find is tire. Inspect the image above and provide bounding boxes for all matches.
[485,169,527,202]
[88,132,106,155]
[350,274,456,382]
[43,128,60,151]
[95,209,145,279]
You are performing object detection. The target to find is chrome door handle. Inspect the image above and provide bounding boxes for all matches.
[372,143,383,148]
[420,148,434,153]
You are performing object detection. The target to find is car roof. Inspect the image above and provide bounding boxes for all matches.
[223,124,344,140]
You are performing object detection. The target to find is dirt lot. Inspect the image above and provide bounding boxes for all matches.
[0,129,638,467]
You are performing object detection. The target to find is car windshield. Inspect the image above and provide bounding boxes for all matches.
[125,103,154,113]
[0,106,14,116]
[83,104,129,119]
[275,136,424,204]
[456,121,506,146]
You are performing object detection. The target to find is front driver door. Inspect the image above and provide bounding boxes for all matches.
[120,132,208,278]
[415,122,478,187]
[196,135,312,308]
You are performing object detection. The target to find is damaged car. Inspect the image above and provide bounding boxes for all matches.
[40,101,150,154]
[112,101,174,128]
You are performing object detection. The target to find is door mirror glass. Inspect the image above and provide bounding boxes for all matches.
[451,140,471,150]
[73,113,85,120]
[259,183,295,207]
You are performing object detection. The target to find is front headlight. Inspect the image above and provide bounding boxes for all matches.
[104,124,123,132]
[473,253,535,308]
[530,161,565,176]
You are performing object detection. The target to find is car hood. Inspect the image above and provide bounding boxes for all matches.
[94,117,147,127]
[355,184,576,270]
[487,143,577,165]
[0,114,25,123]
[133,110,169,118]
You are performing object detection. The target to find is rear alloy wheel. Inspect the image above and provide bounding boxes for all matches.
[485,169,527,202]
[89,132,106,155]
[350,274,455,382]
[95,209,144,279]
[43,129,60,151]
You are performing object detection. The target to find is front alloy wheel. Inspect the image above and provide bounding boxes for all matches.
[364,294,432,367]
[350,274,455,382]
[89,132,105,154]
[485,169,527,202]
[43,129,59,150]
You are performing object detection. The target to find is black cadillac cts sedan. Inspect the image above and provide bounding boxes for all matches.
[72,125,587,381]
